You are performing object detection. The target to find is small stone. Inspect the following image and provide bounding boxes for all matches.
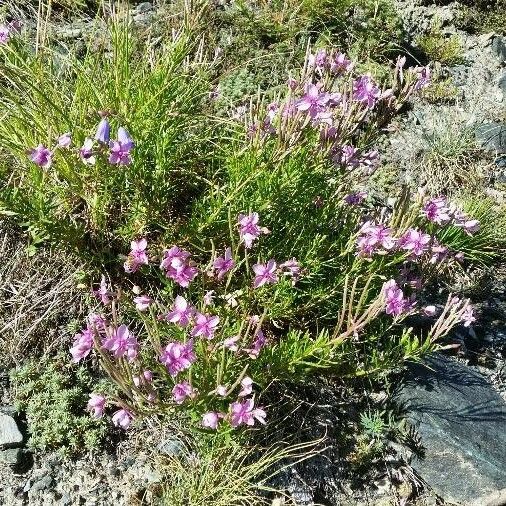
[31,474,54,493]
[157,438,185,457]
[492,36,506,62]
[0,413,23,448]
[135,2,153,13]
[23,479,32,493]
[476,123,506,154]
[0,448,23,466]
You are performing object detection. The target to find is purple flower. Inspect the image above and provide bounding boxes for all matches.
[133,295,152,311]
[357,222,396,256]
[223,335,240,352]
[133,370,154,387]
[87,394,106,418]
[462,305,476,327]
[165,295,194,327]
[422,197,451,225]
[112,409,133,429]
[109,127,134,166]
[230,398,266,428]
[238,212,265,249]
[344,191,368,205]
[383,280,407,316]
[252,260,278,288]
[295,83,330,119]
[95,118,111,144]
[58,133,72,148]
[329,52,352,75]
[191,313,220,340]
[160,246,198,287]
[70,327,94,363]
[172,381,196,404]
[0,25,11,44]
[202,412,221,430]
[93,275,113,305]
[213,247,235,280]
[160,340,196,377]
[28,144,53,169]
[80,138,96,165]
[279,258,301,285]
[399,228,432,256]
[414,66,431,90]
[124,238,149,273]
[102,324,139,361]
[308,49,328,72]
[238,376,253,397]
[244,329,266,359]
[353,75,381,108]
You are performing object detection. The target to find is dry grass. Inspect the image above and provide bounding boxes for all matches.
[0,224,85,367]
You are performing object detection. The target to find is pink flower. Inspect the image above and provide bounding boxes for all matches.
[124,238,149,273]
[0,24,11,44]
[112,409,133,429]
[133,295,152,311]
[93,275,113,305]
[423,305,437,316]
[202,411,221,430]
[70,328,94,362]
[353,75,381,108]
[238,212,265,249]
[172,381,196,404]
[295,83,330,119]
[133,370,154,387]
[223,335,240,352]
[80,138,96,165]
[191,313,220,340]
[383,280,407,316]
[400,228,432,256]
[460,219,480,236]
[414,66,431,90]
[238,376,253,397]
[344,191,368,205]
[58,133,72,148]
[102,324,139,361]
[213,247,235,280]
[166,295,194,327]
[244,329,267,359]
[357,222,396,256]
[462,305,476,327]
[280,258,301,285]
[160,340,196,377]
[87,394,106,418]
[230,398,266,427]
[252,260,278,288]
[216,385,228,396]
[109,127,134,166]
[28,144,53,169]
[160,246,198,287]
[422,197,451,225]
[329,51,352,75]
[87,313,107,332]
[203,290,215,306]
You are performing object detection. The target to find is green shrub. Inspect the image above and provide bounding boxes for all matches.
[416,21,464,65]
[11,354,109,456]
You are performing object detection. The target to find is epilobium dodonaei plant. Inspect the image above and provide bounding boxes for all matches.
[73,203,476,433]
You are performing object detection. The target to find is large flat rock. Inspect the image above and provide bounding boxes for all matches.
[0,414,23,449]
[398,354,506,505]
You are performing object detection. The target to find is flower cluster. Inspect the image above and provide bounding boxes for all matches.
[422,197,480,235]
[27,118,135,170]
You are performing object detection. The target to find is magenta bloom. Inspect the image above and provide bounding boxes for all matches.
[102,324,139,361]
[133,295,152,311]
[160,340,196,377]
[329,52,352,75]
[400,228,432,256]
[93,275,113,305]
[160,246,199,287]
[87,394,106,418]
[213,247,235,280]
[252,260,278,288]
[353,75,381,108]
[344,191,368,205]
[124,238,149,273]
[422,197,451,225]
[80,138,96,165]
[191,313,220,340]
[357,222,396,256]
[295,83,330,119]
[58,133,72,148]
[383,280,407,316]
[244,329,267,359]
[109,127,134,166]
[202,412,221,430]
[95,118,111,144]
[308,48,328,72]
[238,212,264,249]
[112,409,133,429]
[28,144,53,169]
[172,381,195,404]
[70,328,94,363]
[166,295,194,327]
[230,398,266,428]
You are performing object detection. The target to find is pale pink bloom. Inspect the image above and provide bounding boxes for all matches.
[383,279,407,316]
[70,328,94,362]
[430,241,449,264]
[166,296,194,327]
[93,275,113,305]
[159,340,196,377]
[28,144,53,169]
[80,138,96,165]
[307,48,328,72]
[230,398,266,427]
[244,329,267,359]
[87,394,106,418]
[58,133,72,148]
[202,412,220,429]
[461,219,480,236]
[353,75,381,108]
[172,381,195,404]
[160,246,198,287]
[462,305,476,327]
[134,295,152,311]
[400,229,432,256]
[423,305,437,317]
[238,212,264,249]
[422,197,451,225]
[213,247,235,280]
[238,376,253,397]
[124,238,149,273]
[102,324,139,361]
[191,313,220,340]
[357,222,396,256]
[203,290,215,306]
[133,370,154,387]
[0,25,11,44]
[112,409,133,429]
[454,252,465,262]
[252,260,278,288]
[216,385,228,396]
[223,335,240,352]
[280,258,301,284]
[87,313,106,332]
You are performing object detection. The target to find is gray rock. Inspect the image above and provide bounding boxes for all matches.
[499,74,506,94]
[492,36,506,62]
[157,438,185,457]
[0,413,23,448]
[31,474,54,493]
[0,448,23,466]
[0,405,17,417]
[134,2,153,13]
[398,354,506,505]
[476,123,506,153]
[61,492,72,506]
